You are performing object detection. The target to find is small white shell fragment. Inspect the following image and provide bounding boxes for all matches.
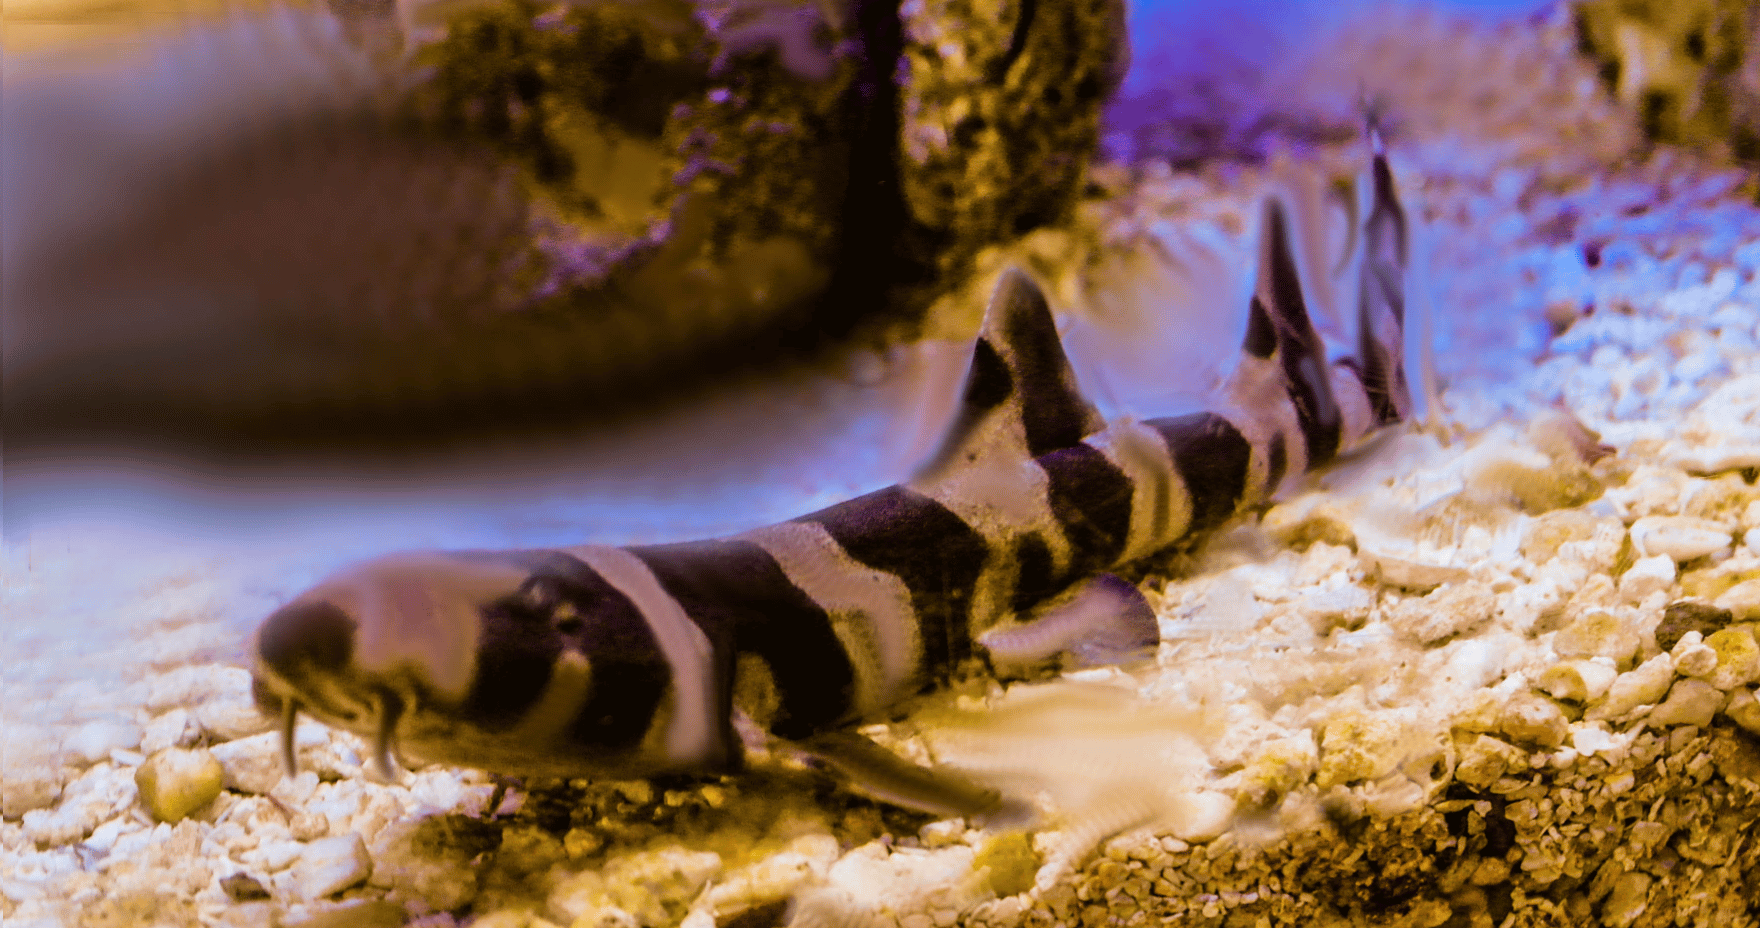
[1628,515,1733,562]
[694,834,838,924]
[134,747,224,823]
[1587,654,1676,721]
[1700,627,1760,689]
[1713,578,1760,620]
[1536,659,1618,703]
[1569,723,1618,757]
[287,833,373,901]
[1647,679,1725,728]
[1727,687,1760,734]
[1617,554,1676,603]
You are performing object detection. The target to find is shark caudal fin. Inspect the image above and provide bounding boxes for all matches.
[913,268,1105,482]
[1354,125,1414,429]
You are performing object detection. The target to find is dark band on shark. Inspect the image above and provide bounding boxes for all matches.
[1040,442,1135,581]
[630,539,856,740]
[1009,533,1059,615]
[469,552,668,753]
[1146,413,1253,534]
[800,484,988,679]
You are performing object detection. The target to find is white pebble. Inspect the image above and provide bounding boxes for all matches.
[287,834,373,901]
[1713,578,1760,620]
[1629,515,1732,562]
[63,719,143,769]
[1671,633,1718,678]
[1588,653,1676,721]
[1727,688,1760,734]
[1167,790,1235,844]
[1647,679,1724,728]
[1537,659,1618,703]
[1618,554,1676,602]
[140,709,201,754]
[1569,724,1618,757]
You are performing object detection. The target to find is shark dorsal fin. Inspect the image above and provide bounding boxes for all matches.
[913,269,1104,483]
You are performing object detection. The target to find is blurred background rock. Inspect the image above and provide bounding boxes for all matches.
[3,0,1124,465]
[1572,0,1759,169]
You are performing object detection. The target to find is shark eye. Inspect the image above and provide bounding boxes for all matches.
[553,604,584,636]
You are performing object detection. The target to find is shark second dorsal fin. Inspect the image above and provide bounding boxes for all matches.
[1220,197,1345,491]
[914,269,1105,482]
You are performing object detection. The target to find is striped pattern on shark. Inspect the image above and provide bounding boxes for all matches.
[249,139,1412,818]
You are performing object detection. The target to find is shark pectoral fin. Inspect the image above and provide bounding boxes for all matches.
[978,573,1160,669]
[796,729,1030,826]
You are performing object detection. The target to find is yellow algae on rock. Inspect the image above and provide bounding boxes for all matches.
[1727,687,1760,734]
[1234,735,1319,809]
[1700,626,1760,690]
[972,832,1040,898]
[1496,459,1606,513]
[134,747,223,824]
[1316,712,1404,788]
[1553,608,1642,664]
[1453,733,1527,788]
[1262,502,1357,551]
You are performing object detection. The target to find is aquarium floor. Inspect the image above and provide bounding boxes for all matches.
[5,5,1760,928]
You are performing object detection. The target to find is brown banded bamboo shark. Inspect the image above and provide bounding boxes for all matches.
[249,137,1412,821]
